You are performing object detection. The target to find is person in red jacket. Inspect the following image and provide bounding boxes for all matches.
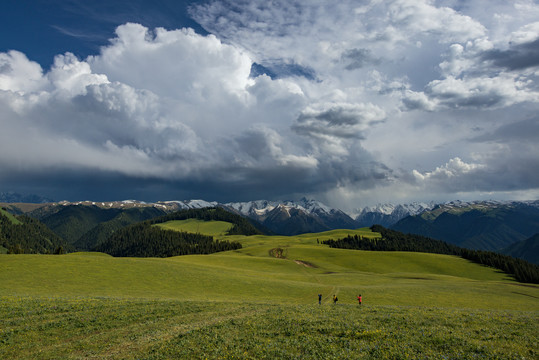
[357,294,362,305]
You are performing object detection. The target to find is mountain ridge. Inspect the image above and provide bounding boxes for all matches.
[4,197,539,257]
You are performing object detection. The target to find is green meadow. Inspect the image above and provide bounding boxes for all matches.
[1,220,538,359]
[155,219,234,236]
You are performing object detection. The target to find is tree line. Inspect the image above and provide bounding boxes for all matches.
[93,222,241,257]
[92,208,251,257]
[0,209,68,254]
[322,225,539,284]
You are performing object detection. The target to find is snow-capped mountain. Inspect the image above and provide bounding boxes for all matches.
[353,202,436,227]
[225,198,333,218]
[222,198,357,235]
[10,195,539,239]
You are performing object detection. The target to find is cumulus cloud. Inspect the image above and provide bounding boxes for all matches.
[413,157,485,182]
[0,20,391,202]
[2,0,539,206]
[0,51,48,93]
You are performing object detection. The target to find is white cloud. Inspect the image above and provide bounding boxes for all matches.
[387,0,486,43]
[413,157,485,182]
[0,50,48,93]
[88,23,252,101]
[48,53,109,96]
[2,0,539,206]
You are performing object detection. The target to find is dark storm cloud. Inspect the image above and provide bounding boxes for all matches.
[472,117,539,143]
[292,104,385,140]
[341,48,381,70]
[481,38,539,71]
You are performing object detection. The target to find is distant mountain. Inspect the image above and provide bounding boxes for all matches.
[224,198,357,235]
[12,197,539,256]
[392,200,539,251]
[27,204,168,250]
[33,205,124,245]
[502,233,539,265]
[352,202,435,227]
[0,192,54,204]
[74,207,167,250]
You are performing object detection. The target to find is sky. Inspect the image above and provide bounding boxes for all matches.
[1,0,539,211]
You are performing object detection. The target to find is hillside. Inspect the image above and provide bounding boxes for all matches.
[502,233,539,265]
[92,208,258,257]
[0,208,68,254]
[392,201,539,251]
[35,205,123,245]
[25,204,166,250]
[2,228,537,307]
[324,225,539,283]
[74,207,166,250]
[6,198,539,261]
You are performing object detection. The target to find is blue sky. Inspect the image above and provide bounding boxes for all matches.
[0,0,206,68]
[1,0,539,210]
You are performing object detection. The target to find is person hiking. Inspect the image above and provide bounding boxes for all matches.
[333,295,338,304]
[318,294,322,305]
[357,294,362,305]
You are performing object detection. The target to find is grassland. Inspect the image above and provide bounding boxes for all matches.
[0,206,22,225]
[154,219,234,236]
[1,221,538,359]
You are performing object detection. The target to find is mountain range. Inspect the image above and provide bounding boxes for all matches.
[2,196,538,264]
[391,200,539,252]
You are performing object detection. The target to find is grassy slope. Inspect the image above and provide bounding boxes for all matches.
[0,223,537,310]
[1,221,538,359]
[155,219,234,236]
[0,207,22,225]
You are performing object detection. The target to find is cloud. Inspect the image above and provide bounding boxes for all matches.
[472,117,539,143]
[2,0,539,207]
[88,23,252,100]
[341,48,381,71]
[413,157,485,182]
[292,103,386,142]
[481,37,539,71]
[0,21,389,202]
[0,51,48,93]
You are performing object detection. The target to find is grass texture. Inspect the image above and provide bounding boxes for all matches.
[1,222,538,358]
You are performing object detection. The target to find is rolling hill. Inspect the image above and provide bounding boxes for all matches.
[0,207,68,254]
[4,198,539,261]
[1,220,538,359]
[502,233,539,265]
[2,225,537,307]
[26,204,167,250]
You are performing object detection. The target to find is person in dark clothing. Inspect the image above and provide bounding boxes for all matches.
[318,294,322,305]
[333,295,338,304]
